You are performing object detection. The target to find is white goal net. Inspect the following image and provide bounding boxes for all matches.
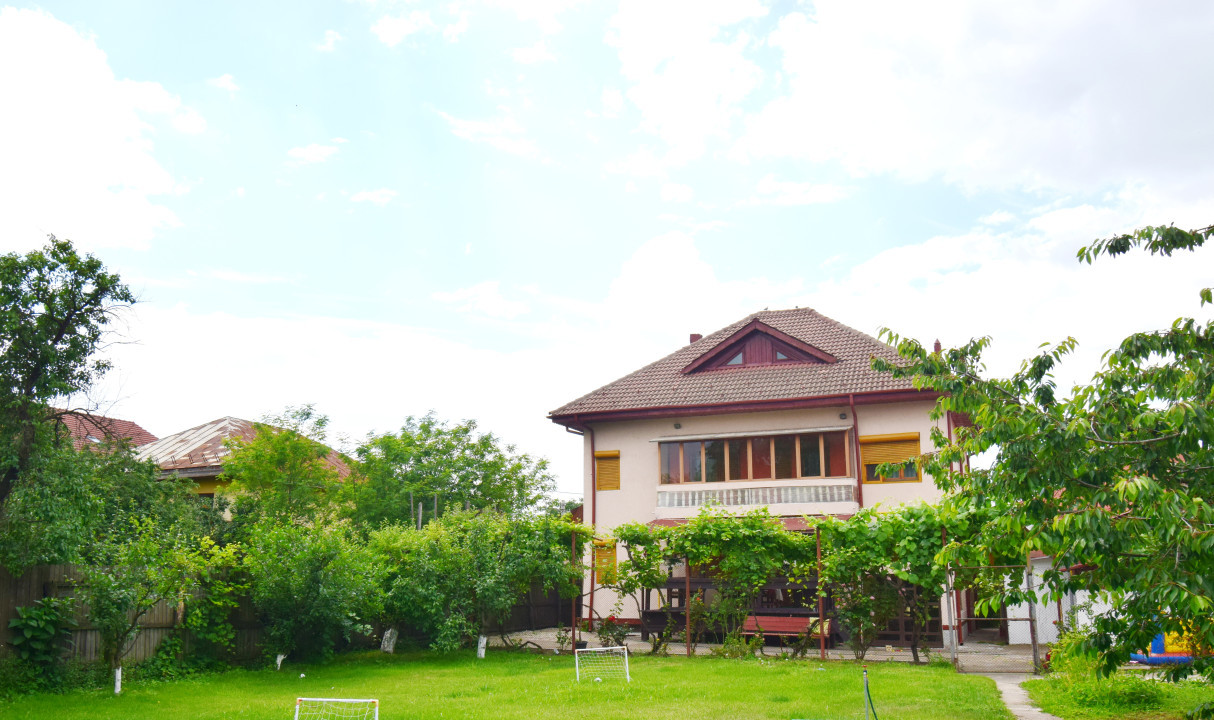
[295,697,379,720]
[575,646,631,682]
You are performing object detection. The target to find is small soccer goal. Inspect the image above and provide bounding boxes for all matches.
[295,697,379,720]
[575,646,631,682]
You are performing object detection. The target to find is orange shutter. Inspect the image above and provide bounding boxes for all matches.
[595,451,621,491]
[594,541,617,584]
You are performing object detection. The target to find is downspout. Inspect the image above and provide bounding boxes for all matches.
[849,394,864,509]
[568,415,597,624]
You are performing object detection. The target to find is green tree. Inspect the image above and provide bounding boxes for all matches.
[344,414,555,527]
[813,511,900,660]
[244,519,384,661]
[221,405,343,526]
[369,510,588,652]
[0,440,199,573]
[877,222,1214,681]
[0,237,134,510]
[81,519,198,689]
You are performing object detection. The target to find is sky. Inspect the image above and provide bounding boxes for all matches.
[1,1,1212,500]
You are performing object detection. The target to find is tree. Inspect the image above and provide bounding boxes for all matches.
[876,222,1214,681]
[0,440,200,573]
[344,414,555,527]
[221,405,344,526]
[0,236,134,510]
[369,510,588,652]
[81,519,198,691]
[244,519,384,661]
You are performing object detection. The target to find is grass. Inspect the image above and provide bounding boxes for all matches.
[0,650,1013,720]
[1024,673,1214,720]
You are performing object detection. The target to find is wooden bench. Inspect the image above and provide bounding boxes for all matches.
[740,615,831,641]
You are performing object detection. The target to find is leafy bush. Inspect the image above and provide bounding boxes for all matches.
[1046,626,1164,710]
[246,520,384,661]
[594,615,629,647]
[7,596,75,680]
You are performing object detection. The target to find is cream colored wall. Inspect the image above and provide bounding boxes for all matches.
[579,398,948,619]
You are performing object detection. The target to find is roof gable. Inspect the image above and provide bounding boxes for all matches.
[680,318,837,374]
[549,307,925,422]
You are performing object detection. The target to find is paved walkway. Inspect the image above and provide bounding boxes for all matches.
[979,674,1060,720]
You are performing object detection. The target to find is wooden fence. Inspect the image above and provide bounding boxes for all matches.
[0,563,262,663]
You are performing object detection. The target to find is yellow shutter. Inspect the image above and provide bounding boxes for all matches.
[594,540,617,584]
[860,433,921,481]
[595,451,620,491]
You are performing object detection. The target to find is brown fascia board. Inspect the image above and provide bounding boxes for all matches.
[680,318,838,374]
[549,388,940,428]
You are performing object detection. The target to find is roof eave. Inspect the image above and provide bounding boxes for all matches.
[549,388,939,427]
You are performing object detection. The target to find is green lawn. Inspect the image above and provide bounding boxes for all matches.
[1,651,1013,720]
[1024,674,1214,720]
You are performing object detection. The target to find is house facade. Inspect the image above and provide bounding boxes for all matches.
[549,308,955,621]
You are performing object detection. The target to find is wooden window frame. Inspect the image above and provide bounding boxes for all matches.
[658,431,853,484]
[859,432,922,484]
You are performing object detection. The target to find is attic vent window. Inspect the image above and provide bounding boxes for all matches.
[86,435,101,444]
[681,320,838,374]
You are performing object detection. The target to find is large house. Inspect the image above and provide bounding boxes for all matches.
[549,308,956,623]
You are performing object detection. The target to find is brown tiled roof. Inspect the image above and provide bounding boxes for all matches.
[549,308,917,421]
[136,416,350,479]
[58,412,158,451]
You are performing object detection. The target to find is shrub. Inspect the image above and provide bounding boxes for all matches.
[246,520,384,661]
[1047,626,1164,711]
[7,596,75,683]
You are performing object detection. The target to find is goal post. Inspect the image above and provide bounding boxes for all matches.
[575,646,631,682]
[295,697,380,720]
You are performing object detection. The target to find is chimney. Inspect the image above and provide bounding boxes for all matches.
[933,339,942,354]
[690,333,703,344]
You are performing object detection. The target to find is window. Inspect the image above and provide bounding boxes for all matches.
[594,540,617,584]
[658,430,851,483]
[595,451,621,491]
[859,433,921,483]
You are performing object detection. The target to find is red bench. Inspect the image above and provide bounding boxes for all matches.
[740,615,831,641]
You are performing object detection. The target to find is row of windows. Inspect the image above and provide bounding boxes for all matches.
[658,431,849,484]
[594,432,923,490]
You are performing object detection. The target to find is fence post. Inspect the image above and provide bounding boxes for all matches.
[942,528,958,668]
[1026,557,1041,674]
[816,526,825,661]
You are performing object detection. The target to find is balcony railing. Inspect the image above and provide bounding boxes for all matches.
[656,482,855,509]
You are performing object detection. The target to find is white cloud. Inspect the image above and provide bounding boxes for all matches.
[600,87,623,118]
[604,147,669,178]
[734,2,1214,194]
[0,7,202,251]
[606,0,768,166]
[512,41,555,64]
[980,210,1016,226]
[660,182,693,203]
[741,175,849,206]
[350,188,397,205]
[372,11,436,46]
[189,268,289,284]
[316,30,343,52]
[286,143,340,166]
[485,0,586,35]
[207,73,239,96]
[434,281,530,319]
[436,108,540,158]
[444,12,470,42]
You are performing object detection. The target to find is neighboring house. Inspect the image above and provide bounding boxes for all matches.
[136,416,350,498]
[549,307,957,623]
[57,411,158,451]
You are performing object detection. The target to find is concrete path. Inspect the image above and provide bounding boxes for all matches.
[979,673,1061,720]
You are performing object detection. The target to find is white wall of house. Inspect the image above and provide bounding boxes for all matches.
[578,398,948,620]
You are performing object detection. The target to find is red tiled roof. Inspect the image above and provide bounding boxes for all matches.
[136,416,351,479]
[58,412,158,451]
[550,308,919,422]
